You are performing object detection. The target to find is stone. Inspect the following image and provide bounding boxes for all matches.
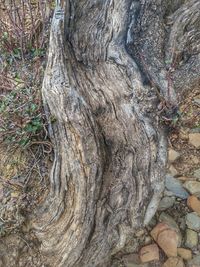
[165,174,189,199]
[162,257,185,267]
[168,149,181,162]
[189,133,200,148]
[158,196,175,210]
[148,217,157,229]
[159,212,179,230]
[169,165,179,176]
[187,196,200,216]
[193,168,200,179]
[159,212,182,246]
[150,223,169,241]
[144,236,152,245]
[123,254,149,267]
[139,244,159,263]
[193,98,200,106]
[157,229,179,257]
[185,229,198,248]
[191,128,200,134]
[164,190,175,197]
[187,254,200,267]
[185,212,200,231]
[123,254,140,265]
[177,248,192,260]
[150,223,179,257]
[184,181,200,196]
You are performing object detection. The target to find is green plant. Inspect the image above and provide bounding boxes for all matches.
[31,48,45,58]
[0,84,46,148]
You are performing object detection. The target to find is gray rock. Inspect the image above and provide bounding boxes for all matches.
[164,190,175,197]
[159,212,182,246]
[123,254,149,267]
[123,253,140,265]
[193,98,200,106]
[185,229,198,248]
[187,254,200,267]
[165,174,189,199]
[185,212,200,231]
[193,168,200,179]
[148,217,157,229]
[158,196,175,211]
[183,181,200,196]
[159,212,179,230]
[190,128,200,133]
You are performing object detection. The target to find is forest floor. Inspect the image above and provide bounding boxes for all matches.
[0,2,55,265]
[0,53,53,266]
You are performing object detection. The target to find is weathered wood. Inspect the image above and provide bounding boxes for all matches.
[31,0,200,266]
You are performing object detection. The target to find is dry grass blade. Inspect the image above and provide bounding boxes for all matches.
[0,0,53,59]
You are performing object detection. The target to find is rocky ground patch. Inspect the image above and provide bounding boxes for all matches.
[114,89,200,267]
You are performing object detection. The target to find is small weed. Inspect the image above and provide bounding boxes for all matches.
[31,48,45,58]
[0,84,46,149]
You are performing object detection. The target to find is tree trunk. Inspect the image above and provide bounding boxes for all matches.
[5,1,200,267]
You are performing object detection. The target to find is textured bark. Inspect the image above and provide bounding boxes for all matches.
[31,1,200,266]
